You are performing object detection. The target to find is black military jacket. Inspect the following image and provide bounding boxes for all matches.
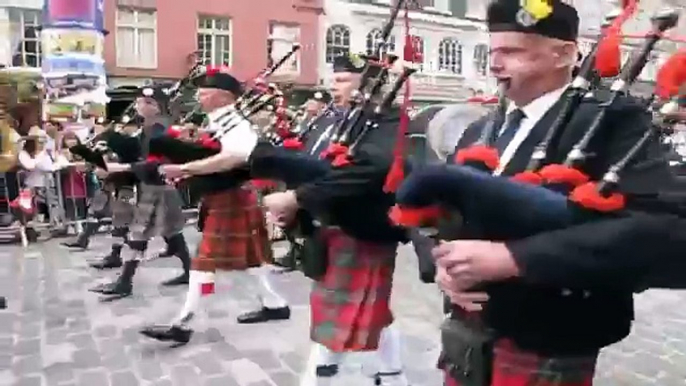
[448,90,678,355]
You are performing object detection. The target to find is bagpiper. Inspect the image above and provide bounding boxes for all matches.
[259,54,409,386]
[411,1,680,386]
[89,85,191,301]
[62,120,137,268]
[138,68,290,344]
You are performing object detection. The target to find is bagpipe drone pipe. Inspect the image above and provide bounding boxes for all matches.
[249,0,413,188]
[391,8,686,289]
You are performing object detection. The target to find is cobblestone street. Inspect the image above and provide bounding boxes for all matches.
[0,228,684,385]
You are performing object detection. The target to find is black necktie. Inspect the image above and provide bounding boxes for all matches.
[494,109,525,154]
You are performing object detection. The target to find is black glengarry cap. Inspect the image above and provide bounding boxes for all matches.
[487,0,579,42]
[194,66,244,96]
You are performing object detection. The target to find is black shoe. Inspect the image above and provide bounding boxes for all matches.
[373,371,406,386]
[90,245,123,270]
[61,239,88,250]
[140,324,193,344]
[316,364,339,378]
[236,306,290,324]
[89,281,132,296]
[62,222,99,250]
[0,296,6,310]
[160,273,189,286]
[90,260,138,301]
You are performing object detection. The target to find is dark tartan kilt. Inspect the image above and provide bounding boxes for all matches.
[442,339,598,386]
[310,228,397,352]
[111,186,135,229]
[191,186,272,272]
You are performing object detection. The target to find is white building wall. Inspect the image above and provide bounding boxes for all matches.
[320,0,493,103]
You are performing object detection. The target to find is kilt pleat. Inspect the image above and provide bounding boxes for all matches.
[192,187,272,272]
[310,228,397,352]
[443,338,597,386]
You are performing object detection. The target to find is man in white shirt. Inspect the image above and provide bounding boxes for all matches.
[140,69,289,344]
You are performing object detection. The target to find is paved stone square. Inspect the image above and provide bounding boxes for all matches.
[0,228,684,385]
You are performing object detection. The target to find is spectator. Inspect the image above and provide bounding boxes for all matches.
[16,126,69,222]
[59,131,88,227]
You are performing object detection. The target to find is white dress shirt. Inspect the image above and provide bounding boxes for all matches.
[494,86,568,175]
[206,104,258,161]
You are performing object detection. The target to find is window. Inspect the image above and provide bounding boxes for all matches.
[116,8,157,68]
[268,23,300,74]
[325,25,350,63]
[9,9,42,68]
[365,29,396,58]
[473,43,488,76]
[197,16,231,67]
[438,38,462,74]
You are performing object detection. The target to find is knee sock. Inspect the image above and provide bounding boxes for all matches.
[377,325,403,373]
[251,265,288,309]
[300,343,343,386]
[174,270,215,325]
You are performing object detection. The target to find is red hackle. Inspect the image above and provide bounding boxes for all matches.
[510,171,543,185]
[205,65,231,76]
[655,49,686,100]
[570,182,626,212]
[251,179,278,190]
[389,205,442,227]
[454,145,499,170]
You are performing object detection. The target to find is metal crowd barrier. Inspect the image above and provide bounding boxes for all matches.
[0,170,202,245]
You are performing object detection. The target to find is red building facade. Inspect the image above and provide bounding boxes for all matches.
[102,0,323,87]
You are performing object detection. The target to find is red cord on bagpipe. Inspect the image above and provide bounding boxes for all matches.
[382,1,415,193]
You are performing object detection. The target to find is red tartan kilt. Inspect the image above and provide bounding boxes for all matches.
[191,187,272,272]
[310,228,396,352]
[443,339,597,386]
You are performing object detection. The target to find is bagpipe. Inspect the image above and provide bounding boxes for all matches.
[249,0,417,191]
[390,8,685,244]
[145,44,302,194]
[69,106,143,171]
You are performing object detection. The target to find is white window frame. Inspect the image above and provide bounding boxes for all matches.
[8,8,42,68]
[473,43,489,76]
[325,25,351,64]
[365,28,396,58]
[438,38,462,75]
[197,16,232,67]
[115,8,158,69]
[268,22,300,75]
